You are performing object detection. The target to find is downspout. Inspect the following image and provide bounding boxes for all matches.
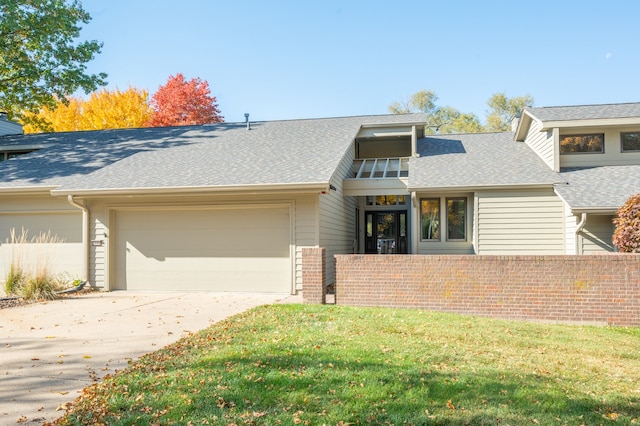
[67,195,89,283]
[574,212,587,255]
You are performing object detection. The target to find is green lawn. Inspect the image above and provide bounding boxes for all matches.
[56,304,640,425]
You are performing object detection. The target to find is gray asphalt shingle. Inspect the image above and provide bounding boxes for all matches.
[409,132,560,189]
[554,165,640,211]
[526,103,640,122]
[0,114,424,192]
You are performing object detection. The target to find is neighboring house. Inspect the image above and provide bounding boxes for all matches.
[0,103,638,294]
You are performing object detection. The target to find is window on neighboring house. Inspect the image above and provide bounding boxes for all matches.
[420,198,440,240]
[560,134,604,154]
[447,198,467,241]
[621,132,640,152]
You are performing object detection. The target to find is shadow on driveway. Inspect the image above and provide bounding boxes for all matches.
[0,291,290,424]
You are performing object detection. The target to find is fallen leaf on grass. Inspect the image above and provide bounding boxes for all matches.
[446,400,456,410]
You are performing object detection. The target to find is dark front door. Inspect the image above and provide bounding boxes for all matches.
[364,211,408,254]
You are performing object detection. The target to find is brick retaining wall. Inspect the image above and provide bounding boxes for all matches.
[333,254,640,326]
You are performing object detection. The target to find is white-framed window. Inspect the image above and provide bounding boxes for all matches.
[621,132,640,152]
[560,133,604,154]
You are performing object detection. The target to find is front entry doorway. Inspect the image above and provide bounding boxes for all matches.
[364,211,408,254]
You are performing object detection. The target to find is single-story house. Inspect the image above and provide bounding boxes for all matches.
[0,102,639,294]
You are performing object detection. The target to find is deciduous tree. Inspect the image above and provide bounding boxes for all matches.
[23,87,153,133]
[612,193,640,253]
[389,90,534,134]
[485,92,534,132]
[0,0,106,125]
[388,90,483,134]
[148,73,223,127]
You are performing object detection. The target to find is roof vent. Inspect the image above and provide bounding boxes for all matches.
[244,113,250,130]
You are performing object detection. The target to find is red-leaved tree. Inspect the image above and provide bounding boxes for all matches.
[148,73,223,126]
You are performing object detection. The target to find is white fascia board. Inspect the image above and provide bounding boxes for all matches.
[0,186,58,194]
[408,182,555,192]
[514,111,535,141]
[50,182,331,197]
[540,117,640,131]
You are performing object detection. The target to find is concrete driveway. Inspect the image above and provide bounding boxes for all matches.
[0,291,294,424]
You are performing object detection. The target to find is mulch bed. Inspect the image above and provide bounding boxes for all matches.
[0,297,29,309]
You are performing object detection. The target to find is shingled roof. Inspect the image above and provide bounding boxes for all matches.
[0,113,424,194]
[525,102,640,122]
[554,165,640,212]
[409,132,560,190]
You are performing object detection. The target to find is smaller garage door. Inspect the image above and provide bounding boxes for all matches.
[113,206,291,292]
[0,212,83,279]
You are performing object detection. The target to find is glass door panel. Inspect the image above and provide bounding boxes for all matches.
[364,211,408,254]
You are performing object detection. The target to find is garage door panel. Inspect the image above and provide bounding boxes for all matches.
[114,207,291,292]
[0,213,83,280]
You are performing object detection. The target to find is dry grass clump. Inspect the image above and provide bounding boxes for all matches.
[3,228,67,300]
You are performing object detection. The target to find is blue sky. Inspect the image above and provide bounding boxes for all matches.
[80,1,640,124]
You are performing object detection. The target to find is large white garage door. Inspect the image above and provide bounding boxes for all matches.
[113,206,291,292]
[0,212,83,280]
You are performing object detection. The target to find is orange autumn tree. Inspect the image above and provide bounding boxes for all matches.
[23,86,153,133]
[148,73,223,126]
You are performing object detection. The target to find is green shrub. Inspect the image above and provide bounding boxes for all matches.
[612,193,640,253]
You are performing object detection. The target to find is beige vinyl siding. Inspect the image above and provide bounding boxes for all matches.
[476,189,564,254]
[524,119,554,169]
[319,145,358,285]
[293,195,319,292]
[560,126,640,168]
[580,215,615,253]
[0,195,82,283]
[563,202,578,254]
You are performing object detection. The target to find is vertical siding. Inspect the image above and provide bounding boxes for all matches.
[476,189,565,254]
[523,119,555,169]
[581,215,615,253]
[319,145,357,285]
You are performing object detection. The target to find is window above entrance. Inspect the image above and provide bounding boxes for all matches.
[366,195,407,206]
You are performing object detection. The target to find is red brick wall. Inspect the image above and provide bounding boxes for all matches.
[302,247,326,304]
[334,254,640,326]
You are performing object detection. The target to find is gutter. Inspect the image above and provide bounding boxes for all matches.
[67,195,89,283]
[51,182,332,197]
[574,212,588,255]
